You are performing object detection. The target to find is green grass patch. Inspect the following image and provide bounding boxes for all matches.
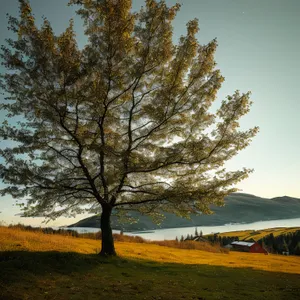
[1,250,300,300]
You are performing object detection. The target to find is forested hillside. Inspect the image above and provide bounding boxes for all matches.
[206,228,300,255]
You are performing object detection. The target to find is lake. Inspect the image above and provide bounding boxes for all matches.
[66,217,300,241]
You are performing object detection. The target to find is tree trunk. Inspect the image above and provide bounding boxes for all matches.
[99,204,116,256]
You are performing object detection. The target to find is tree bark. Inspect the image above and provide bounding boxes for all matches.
[99,204,116,256]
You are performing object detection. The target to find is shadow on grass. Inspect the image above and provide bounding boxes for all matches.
[1,250,300,300]
[0,250,107,276]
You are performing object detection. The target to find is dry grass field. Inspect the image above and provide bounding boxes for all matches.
[1,226,300,299]
[1,226,300,274]
[213,227,300,241]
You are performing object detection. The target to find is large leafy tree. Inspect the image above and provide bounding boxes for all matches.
[0,0,258,256]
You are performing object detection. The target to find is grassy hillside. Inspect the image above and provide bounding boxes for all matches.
[1,226,300,299]
[69,193,300,231]
[212,227,300,241]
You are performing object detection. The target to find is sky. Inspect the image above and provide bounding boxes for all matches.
[0,0,299,226]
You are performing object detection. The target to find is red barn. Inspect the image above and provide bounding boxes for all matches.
[231,241,268,254]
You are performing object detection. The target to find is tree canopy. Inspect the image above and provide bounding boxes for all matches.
[0,0,258,255]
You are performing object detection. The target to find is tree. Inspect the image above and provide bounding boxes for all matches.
[0,0,258,256]
[295,242,300,256]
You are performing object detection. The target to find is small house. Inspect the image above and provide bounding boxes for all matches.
[231,241,268,254]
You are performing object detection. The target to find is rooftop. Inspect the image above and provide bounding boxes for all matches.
[231,241,255,247]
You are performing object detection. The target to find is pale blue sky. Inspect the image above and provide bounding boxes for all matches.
[0,0,300,226]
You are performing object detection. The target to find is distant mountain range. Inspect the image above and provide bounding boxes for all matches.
[68,193,300,231]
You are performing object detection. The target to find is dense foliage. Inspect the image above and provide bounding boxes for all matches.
[0,0,257,255]
[260,231,300,255]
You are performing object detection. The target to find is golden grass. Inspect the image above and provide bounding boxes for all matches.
[1,226,300,275]
[119,243,300,275]
[150,239,228,253]
[214,227,300,241]
[0,226,99,253]
[3,224,227,253]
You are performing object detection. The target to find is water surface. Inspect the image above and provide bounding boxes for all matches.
[66,217,300,241]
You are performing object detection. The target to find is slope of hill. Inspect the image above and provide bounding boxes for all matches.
[1,226,300,300]
[212,227,300,241]
[68,193,300,231]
